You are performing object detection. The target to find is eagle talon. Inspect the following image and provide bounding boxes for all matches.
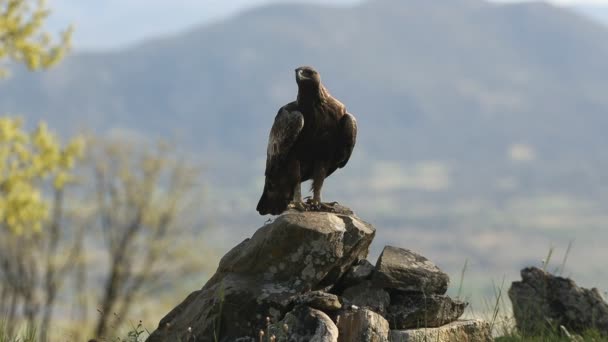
[288,201,307,212]
[319,202,336,213]
[305,198,319,211]
[304,199,336,212]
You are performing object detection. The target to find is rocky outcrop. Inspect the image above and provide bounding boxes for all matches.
[509,267,608,336]
[147,206,487,341]
[148,206,374,341]
[390,320,492,342]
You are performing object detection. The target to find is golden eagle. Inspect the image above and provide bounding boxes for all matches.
[256,66,357,215]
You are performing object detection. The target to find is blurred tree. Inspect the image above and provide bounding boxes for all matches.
[0,0,72,76]
[0,127,209,341]
[89,139,204,339]
[0,118,85,340]
[0,2,76,340]
[0,3,211,341]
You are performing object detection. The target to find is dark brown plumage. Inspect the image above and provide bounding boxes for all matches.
[256,66,357,215]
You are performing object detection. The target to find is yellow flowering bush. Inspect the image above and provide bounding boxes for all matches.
[0,117,84,234]
[0,0,72,76]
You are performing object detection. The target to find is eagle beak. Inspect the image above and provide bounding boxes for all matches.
[296,69,307,81]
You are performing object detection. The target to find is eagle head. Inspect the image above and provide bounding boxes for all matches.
[295,66,321,86]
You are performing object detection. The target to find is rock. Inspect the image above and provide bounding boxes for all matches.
[509,267,608,336]
[337,308,390,342]
[372,246,449,294]
[269,306,339,342]
[341,259,375,286]
[390,319,492,342]
[387,293,467,329]
[308,203,355,216]
[147,209,375,342]
[341,281,391,316]
[146,205,489,341]
[291,291,342,312]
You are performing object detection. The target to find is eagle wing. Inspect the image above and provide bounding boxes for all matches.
[337,112,357,168]
[265,107,304,176]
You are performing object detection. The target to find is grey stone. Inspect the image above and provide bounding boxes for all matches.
[147,209,374,342]
[337,308,389,342]
[300,203,354,216]
[387,293,467,329]
[268,306,339,342]
[341,259,375,286]
[373,246,449,294]
[342,281,390,316]
[509,267,608,336]
[291,291,342,312]
[390,319,492,342]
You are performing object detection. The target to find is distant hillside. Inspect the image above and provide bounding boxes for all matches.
[3,0,608,164]
[576,5,608,27]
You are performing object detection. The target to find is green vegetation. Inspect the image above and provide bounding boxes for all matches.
[111,321,149,342]
[0,320,37,342]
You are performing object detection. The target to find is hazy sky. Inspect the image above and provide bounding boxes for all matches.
[500,0,608,3]
[45,0,608,51]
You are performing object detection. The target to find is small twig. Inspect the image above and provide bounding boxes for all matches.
[558,240,574,276]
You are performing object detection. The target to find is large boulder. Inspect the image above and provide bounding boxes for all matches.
[509,267,608,336]
[337,308,390,342]
[372,246,449,294]
[387,293,467,329]
[268,305,339,342]
[147,207,375,342]
[390,320,492,342]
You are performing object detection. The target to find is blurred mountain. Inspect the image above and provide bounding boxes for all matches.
[4,0,608,163]
[576,5,608,27]
[44,0,363,51]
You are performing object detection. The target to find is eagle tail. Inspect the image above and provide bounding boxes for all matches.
[256,179,292,215]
